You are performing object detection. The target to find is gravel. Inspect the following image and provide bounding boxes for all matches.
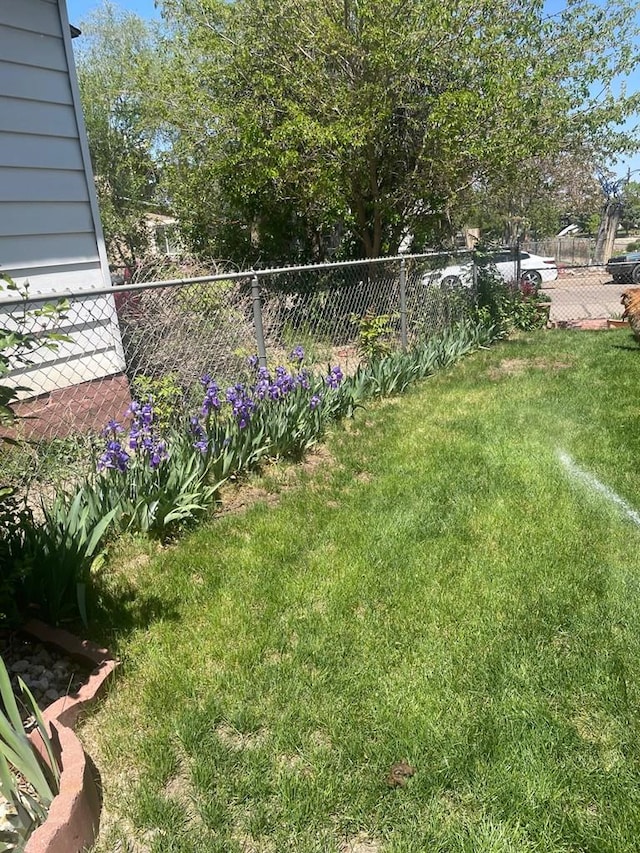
[1,631,91,725]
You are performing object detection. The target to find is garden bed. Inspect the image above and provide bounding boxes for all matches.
[1,621,118,853]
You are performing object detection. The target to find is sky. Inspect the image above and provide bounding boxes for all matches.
[66,0,640,181]
[67,0,161,21]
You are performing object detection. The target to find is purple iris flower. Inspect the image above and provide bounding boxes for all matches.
[325,365,344,389]
[289,345,305,363]
[102,419,123,437]
[150,440,168,469]
[309,395,321,410]
[98,440,130,472]
[201,378,221,416]
[190,415,209,453]
[254,377,271,400]
[296,370,310,390]
[226,383,256,426]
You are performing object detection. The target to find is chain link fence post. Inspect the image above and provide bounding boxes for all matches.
[399,257,408,351]
[472,254,478,300]
[251,275,268,367]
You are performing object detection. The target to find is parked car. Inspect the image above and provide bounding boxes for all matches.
[422,250,558,288]
[605,251,640,283]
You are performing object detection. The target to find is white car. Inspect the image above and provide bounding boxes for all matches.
[423,250,558,289]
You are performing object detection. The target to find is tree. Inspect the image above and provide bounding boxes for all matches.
[74,3,165,268]
[468,154,604,243]
[620,181,640,232]
[158,0,640,261]
[593,173,640,263]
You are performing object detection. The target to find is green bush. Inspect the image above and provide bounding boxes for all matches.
[474,254,549,333]
[351,310,397,363]
[131,373,183,431]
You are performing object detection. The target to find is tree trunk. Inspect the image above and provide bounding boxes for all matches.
[594,199,622,264]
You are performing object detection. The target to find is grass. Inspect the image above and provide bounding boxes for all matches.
[85,328,640,853]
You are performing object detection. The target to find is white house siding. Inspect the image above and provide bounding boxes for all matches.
[0,0,125,401]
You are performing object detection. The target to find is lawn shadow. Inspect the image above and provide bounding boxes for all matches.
[88,574,182,649]
[611,343,639,351]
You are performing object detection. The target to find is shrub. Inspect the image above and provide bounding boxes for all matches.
[475,255,549,333]
[131,373,183,431]
[351,310,397,363]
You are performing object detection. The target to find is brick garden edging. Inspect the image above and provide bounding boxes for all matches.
[20,620,118,853]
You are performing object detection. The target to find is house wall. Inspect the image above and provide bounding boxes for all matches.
[0,0,125,410]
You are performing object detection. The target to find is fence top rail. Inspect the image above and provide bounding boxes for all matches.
[0,250,471,308]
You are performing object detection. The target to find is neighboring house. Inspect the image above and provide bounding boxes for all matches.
[0,0,128,437]
[147,213,182,258]
[109,213,183,273]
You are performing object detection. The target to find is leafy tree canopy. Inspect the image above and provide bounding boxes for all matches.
[468,152,605,242]
[75,3,167,267]
[157,0,640,260]
[76,0,640,264]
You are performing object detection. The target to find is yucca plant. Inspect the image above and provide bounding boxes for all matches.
[0,658,60,852]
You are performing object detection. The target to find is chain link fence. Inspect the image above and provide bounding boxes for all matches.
[1,253,470,450]
[523,237,594,266]
[0,248,635,487]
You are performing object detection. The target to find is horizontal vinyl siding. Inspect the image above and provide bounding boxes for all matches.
[0,2,63,37]
[0,132,84,170]
[2,62,73,105]
[0,234,102,271]
[0,97,77,137]
[0,25,67,71]
[0,0,125,391]
[2,291,125,397]
[0,202,94,238]
[0,167,90,202]
[0,262,104,296]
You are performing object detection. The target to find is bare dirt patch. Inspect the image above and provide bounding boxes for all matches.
[339,832,382,853]
[488,357,574,380]
[276,752,313,776]
[216,445,338,517]
[309,729,332,751]
[162,750,203,832]
[232,830,276,853]
[217,481,280,516]
[301,443,337,473]
[215,723,269,751]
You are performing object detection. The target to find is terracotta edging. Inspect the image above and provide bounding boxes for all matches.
[19,620,118,853]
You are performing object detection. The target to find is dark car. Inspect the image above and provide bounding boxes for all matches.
[606,251,640,283]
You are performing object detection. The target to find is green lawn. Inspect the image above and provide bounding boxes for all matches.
[86,329,640,853]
